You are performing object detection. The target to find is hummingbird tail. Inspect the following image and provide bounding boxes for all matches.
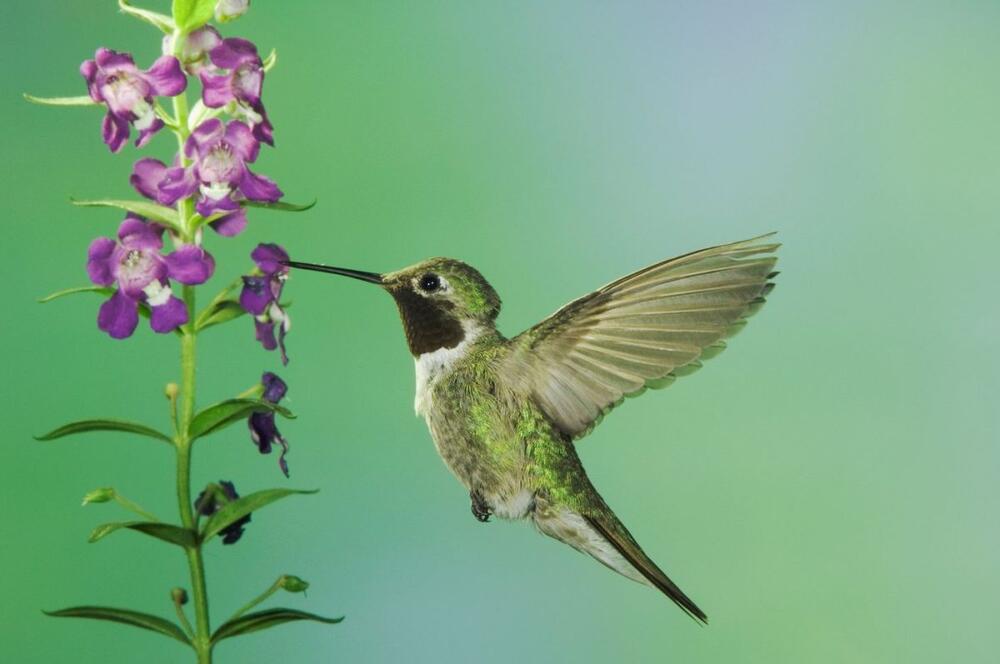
[583,513,708,624]
[534,504,707,623]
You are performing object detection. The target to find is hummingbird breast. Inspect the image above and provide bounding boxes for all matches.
[415,331,539,518]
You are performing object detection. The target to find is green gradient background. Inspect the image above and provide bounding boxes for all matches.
[2,2,998,662]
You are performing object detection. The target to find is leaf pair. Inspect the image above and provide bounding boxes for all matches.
[45,606,342,646]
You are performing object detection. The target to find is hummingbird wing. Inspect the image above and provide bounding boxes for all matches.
[505,234,778,438]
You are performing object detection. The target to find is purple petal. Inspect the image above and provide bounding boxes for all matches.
[80,60,101,101]
[249,101,274,146]
[118,215,164,251]
[248,411,276,453]
[239,276,271,315]
[130,158,169,202]
[142,55,187,97]
[149,295,189,333]
[195,193,238,218]
[134,117,165,148]
[159,166,198,204]
[102,113,130,153]
[98,291,139,339]
[209,208,247,236]
[165,245,215,285]
[261,372,287,403]
[95,48,136,70]
[224,121,259,162]
[185,118,225,158]
[199,72,234,108]
[254,318,277,350]
[87,237,117,286]
[250,243,289,274]
[209,38,260,70]
[239,170,282,202]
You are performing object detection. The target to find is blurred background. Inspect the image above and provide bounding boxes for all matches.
[2,1,998,662]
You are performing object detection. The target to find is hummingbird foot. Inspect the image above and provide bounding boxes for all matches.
[470,490,492,523]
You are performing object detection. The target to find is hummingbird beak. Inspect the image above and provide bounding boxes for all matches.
[281,260,383,285]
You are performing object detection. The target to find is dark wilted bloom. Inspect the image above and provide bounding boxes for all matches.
[80,48,186,152]
[195,480,249,545]
[248,372,290,477]
[240,244,291,363]
[158,119,282,236]
[87,215,215,338]
[131,157,245,237]
[215,0,250,23]
[200,37,273,145]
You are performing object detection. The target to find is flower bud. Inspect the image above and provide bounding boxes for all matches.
[278,575,309,593]
[215,0,249,23]
[171,587,189,605]
[165,382,179,400]
[81,487,115,506]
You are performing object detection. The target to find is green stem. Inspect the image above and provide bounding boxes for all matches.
[227,578,283,622]
[170,51,212,662]
[113,494,160,522]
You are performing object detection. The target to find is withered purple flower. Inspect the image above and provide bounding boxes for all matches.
[240,243,291,363]
[200,38,273,145]
[87,215,215,339]
[249,372,290,477]
[158,119,282,236]
[194,480,249,545]
[80,48,186,153]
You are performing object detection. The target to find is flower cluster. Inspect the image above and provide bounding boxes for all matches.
[81,23,284,344]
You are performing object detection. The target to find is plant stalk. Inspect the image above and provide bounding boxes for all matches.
[171,59,212,662]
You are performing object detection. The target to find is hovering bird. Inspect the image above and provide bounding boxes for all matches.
[285,234,778,622]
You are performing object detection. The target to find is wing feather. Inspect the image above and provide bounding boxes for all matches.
[505,234,779,438]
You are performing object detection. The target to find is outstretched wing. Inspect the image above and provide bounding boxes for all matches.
[504,234,779,439]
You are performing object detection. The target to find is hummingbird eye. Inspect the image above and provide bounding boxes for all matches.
[419,273,441,292]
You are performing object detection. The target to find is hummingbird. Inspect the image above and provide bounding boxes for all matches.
[285,234,778,623]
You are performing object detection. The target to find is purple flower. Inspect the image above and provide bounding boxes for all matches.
[157,119,282,236]
[87,215,215,339]
[240,244,291,363]
[80,48,187,153]
[200,38,273,145]
[130,157,245,237]
[249,372,290,477]
[165,26,222,75]
[216,0,250,23]
[195,480,249,545]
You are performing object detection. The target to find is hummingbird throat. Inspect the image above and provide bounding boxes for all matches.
[391,286,466,356]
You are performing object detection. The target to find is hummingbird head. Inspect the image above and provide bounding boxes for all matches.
[283,256,501,357]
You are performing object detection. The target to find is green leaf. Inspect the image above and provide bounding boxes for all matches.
[212,608,342,643]
[246,200,317,213]
[38,285,114,303]
[89,521,197,548]
[45,606,191,645]
[35,419,174,445]
[188,398,294,441]
[71,198,182,232]
[23,93,99,107]
[173,0,215,31]
[196,300,247,332]
[119,0,175,32]
[201,489,317,542]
